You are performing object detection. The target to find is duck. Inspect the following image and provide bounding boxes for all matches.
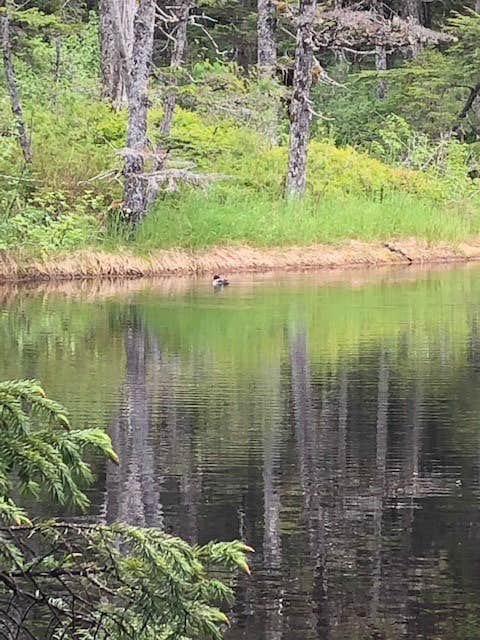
[212,274,229,287]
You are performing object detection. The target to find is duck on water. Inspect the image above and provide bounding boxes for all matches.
[212,274,229,288]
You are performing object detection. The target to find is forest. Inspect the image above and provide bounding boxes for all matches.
[3,2,480,637]
[0,0,480,270]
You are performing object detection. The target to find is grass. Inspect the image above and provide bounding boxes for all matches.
[116,185,480,251]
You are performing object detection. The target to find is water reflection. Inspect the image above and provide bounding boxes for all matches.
[2,267,480,639]
[104,312,163,527]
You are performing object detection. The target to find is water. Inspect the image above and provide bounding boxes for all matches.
[2,265,480,639]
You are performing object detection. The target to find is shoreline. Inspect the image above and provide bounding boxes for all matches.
[2,238,480,282]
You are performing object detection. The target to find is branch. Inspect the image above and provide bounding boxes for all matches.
[459,81,480,119]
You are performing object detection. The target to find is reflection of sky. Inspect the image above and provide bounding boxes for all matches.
[2,265,480,639]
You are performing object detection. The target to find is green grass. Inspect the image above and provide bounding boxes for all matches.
[116,185,480,251]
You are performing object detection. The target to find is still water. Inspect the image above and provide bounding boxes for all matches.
[2,265,480,639]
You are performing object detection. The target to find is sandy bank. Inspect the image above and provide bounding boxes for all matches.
[2,238,480,282]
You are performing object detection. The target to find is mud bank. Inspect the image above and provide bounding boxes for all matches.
[2,238,480,281]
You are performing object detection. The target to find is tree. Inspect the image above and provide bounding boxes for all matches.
[401,0,423,25]
[1,7,32,163]
[285,0,317,197]
[371,0,389,99]
[98,0,135,108]
[0,379,252,639]
[257,0,276,78]
[122,0,156,224]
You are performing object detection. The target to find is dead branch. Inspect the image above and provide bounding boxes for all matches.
[459,81,480,119]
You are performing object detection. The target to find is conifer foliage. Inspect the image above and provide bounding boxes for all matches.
[0,380,251,640]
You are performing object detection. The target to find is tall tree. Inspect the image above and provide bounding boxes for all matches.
[285,0,317,197]
[122,0,156,224]
[257,0,276,78]
[98,0,135,108]
[1,9,32,163]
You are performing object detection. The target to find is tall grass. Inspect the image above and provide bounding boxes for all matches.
[122,185,480,251]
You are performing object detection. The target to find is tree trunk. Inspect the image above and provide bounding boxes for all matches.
[1,12,32,163]
[373,0,388,99]
[284,0,317,198]
[375,45,387,99]
[99,0,135,108]
[476,0,480,12]
[158,1,191,145]
[257,0,276,79]
[402,0,422,24]
[122,0,156,225]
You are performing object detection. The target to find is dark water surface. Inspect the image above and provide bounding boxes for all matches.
[3,265,480,639]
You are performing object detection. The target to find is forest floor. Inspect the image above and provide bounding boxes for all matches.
[3,237,480,281]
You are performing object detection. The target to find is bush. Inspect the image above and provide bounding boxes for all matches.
[0,207,99,252]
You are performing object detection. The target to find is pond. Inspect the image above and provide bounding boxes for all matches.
[2,265,480,640]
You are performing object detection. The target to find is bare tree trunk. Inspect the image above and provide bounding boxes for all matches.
[402,0,422,24]
[476,0,480,12]
[285,0,317,198]
[99,0,135,108]
[257,0,276,79]
[373,0,388,99]
[400,0,423,55]
[375,45,387,99]
[122,0,156,224]
[1,12,32,163]
[157,1,191,149]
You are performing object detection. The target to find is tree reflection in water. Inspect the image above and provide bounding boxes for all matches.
[5,270,480,640]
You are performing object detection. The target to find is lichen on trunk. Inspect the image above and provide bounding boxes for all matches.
[257,0,277,79]
[122,0,156,225]
[285,0,317,198]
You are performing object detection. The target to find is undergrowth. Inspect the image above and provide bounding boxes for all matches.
[1,29,480,255]
[124,186,480,250]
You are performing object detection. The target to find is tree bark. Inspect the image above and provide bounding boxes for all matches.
[402,0,422,24]
[257,0,277,79]
[476,0,480,12]
[122,0,156,224]
[1,12,32,163]
[373,0,388,99]
[375,45,387,99]
[285,0,317,198]
[99,0,135,108]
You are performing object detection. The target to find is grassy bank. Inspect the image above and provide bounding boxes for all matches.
[2,13,480,270]
[123,188,480,251]
[3,238,480,282]
[2,85,480,260]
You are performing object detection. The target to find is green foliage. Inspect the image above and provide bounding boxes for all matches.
[1,520,251,640]
[2,0,480,256]
[135,184,480,249]
[0,378,251,639]
[0,379,118,524]
[0,207,99,252]
[316,10,480,149]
